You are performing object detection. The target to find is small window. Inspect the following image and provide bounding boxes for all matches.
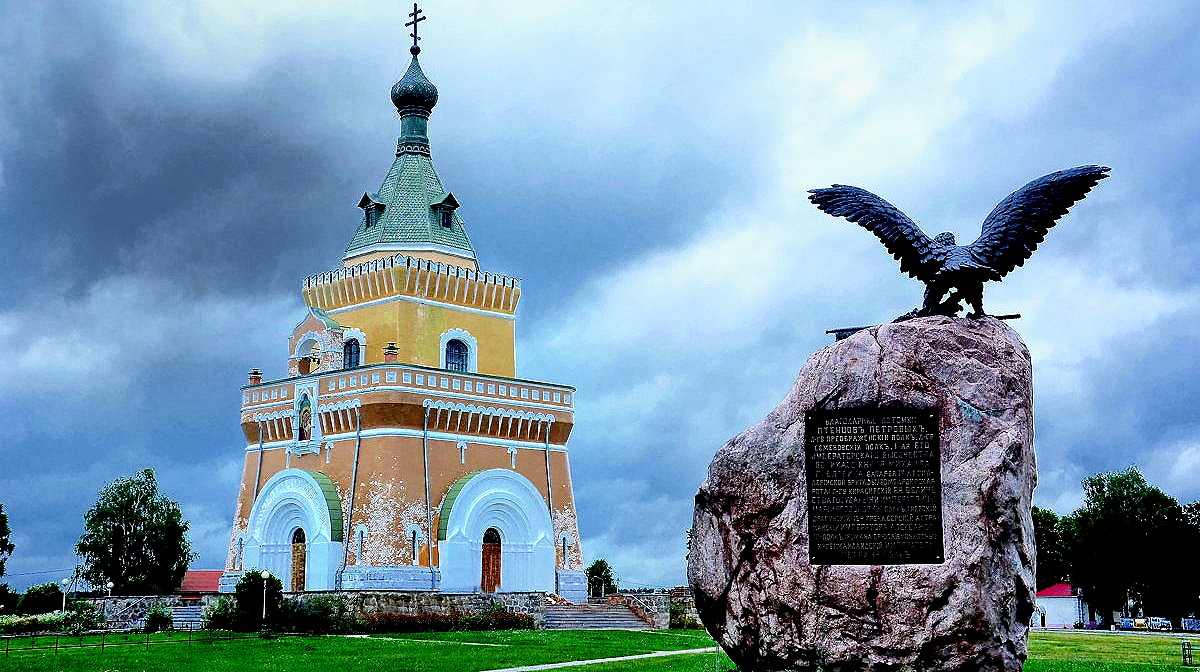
[343,339,361,368]
[440,209,453,228]
[445,339,469,372]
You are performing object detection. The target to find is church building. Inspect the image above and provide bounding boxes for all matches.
[219,15,586,602]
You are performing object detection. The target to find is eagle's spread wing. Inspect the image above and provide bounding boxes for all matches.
[968,165,1110,278]
[808,185,941,280]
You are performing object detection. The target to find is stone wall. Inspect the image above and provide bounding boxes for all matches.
[88,595,223,626]
[290,591,547,627]
[607,593,669,629]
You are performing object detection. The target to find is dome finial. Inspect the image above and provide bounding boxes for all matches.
[391,2,438,113]
[406,2,426,56]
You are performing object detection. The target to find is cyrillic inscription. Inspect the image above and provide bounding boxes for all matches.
[804,407,943,565]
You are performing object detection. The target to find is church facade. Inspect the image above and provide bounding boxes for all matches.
[219,31,586,602]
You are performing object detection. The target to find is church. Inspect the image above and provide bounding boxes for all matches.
[219,13,586,603]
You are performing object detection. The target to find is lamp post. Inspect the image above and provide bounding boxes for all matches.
[260,570,271,627]
[60,578,69,612]
[106,581,114,598]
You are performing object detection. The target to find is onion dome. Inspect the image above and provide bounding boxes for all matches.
[390,48,439,114]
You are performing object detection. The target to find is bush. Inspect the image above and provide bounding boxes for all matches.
[203,596,237,631]
[144,603,173,633]
[359,609,533,633]
[0,611,69,634]
[16,582,62,616]
[231,570,284,631]
[668,602,701,629]
[63,601,103,635]
[287,595,353,634]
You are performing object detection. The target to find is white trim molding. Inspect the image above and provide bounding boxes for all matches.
[439,328,478,373]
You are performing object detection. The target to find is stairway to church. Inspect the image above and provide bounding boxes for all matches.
[170,605,204,630]
[542,604,650,630]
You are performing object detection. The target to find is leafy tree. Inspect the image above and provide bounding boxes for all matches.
[1185,500,1200,530]
[75,469,195,595]
[232,570,284,631]
[1063,467,1200,624]
[1032,506,1067,591]
[0,502,13,581]
[16,582,62,615]
[586,559,618,597]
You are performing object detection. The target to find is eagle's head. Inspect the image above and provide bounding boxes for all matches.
[934,232,956,246]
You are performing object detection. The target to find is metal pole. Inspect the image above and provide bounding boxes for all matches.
[423,405,435,589]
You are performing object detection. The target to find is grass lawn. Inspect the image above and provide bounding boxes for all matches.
[0,629,1192,671]
[0,628,717,672]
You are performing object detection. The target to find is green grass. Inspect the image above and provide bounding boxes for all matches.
[0,629,1192,671]
[1025,631,1194,672]
[0,629,717,672]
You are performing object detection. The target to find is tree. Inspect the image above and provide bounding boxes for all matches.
[232,570,284,631]
[1032,506,1067,591]
[0,502,13,581]
[75,469,195,595]
[15,582,62,616]
[586,559,618,597]
[1063,467,1200,624]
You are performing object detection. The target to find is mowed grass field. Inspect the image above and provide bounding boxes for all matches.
[0,629,1193,671]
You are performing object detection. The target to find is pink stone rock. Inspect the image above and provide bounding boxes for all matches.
[688,316,1036,671]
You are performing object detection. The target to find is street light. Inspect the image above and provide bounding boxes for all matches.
[60,578,69,612]
[106,581,114,597]
[260,570,271,626]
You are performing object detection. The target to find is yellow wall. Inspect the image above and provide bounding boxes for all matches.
[329,298,516,377]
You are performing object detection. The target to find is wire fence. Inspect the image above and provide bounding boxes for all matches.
[1,627,289,657]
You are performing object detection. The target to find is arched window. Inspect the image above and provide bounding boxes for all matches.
[343,339,361,368]
[445,339,469,372]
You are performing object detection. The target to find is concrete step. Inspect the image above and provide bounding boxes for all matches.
[543,605,649,630]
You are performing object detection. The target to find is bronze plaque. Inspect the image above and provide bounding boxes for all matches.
[804,407,943,565]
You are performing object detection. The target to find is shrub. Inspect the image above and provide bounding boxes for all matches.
[359,609,533,633]
[203,596,237,631]
[0,611,69,634]
[144,603,173,633]
[232,570,284,631]
[668,602,701,629]
[16,582,62,616]
[63,601,103,635]
[288,595,353,634]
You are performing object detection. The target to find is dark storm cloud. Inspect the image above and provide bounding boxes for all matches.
[2,0,1199,591]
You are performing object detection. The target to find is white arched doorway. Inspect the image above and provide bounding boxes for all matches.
[242,469,344,591]
[437,469,555,593]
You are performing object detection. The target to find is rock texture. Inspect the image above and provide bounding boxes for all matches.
[688,316,1036,671]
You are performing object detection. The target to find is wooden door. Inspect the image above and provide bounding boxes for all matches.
[291,528,307,592]
[481,528,501,593]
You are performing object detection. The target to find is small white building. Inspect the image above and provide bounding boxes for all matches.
[1033,583,1087,628]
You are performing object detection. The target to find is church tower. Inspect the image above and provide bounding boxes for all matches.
[220,11,587,602]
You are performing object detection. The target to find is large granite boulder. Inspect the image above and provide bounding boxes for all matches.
[688,316,1036,671]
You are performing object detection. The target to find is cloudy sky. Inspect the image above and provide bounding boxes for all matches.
[2,0,1199,591]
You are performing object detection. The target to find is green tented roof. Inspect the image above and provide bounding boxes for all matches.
[343,151,476,259]
[437,471,482,541]
[307,470,344,542]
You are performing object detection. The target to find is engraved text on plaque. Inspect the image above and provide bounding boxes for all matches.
[804,407,943,565]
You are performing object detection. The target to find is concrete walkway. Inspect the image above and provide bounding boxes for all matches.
[483,647,718,671]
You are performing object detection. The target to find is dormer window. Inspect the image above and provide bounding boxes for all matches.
[432,192,460,230]
[357,192,385,229]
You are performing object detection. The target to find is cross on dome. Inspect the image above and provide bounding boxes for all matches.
[406,3,426,55]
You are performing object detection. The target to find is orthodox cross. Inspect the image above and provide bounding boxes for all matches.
[406,3,427,51]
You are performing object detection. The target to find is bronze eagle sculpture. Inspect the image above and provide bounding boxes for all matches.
[808,165,1110,320]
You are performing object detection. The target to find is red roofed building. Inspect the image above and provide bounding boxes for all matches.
[1033,583,1087,628]
[177,570,223,599]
